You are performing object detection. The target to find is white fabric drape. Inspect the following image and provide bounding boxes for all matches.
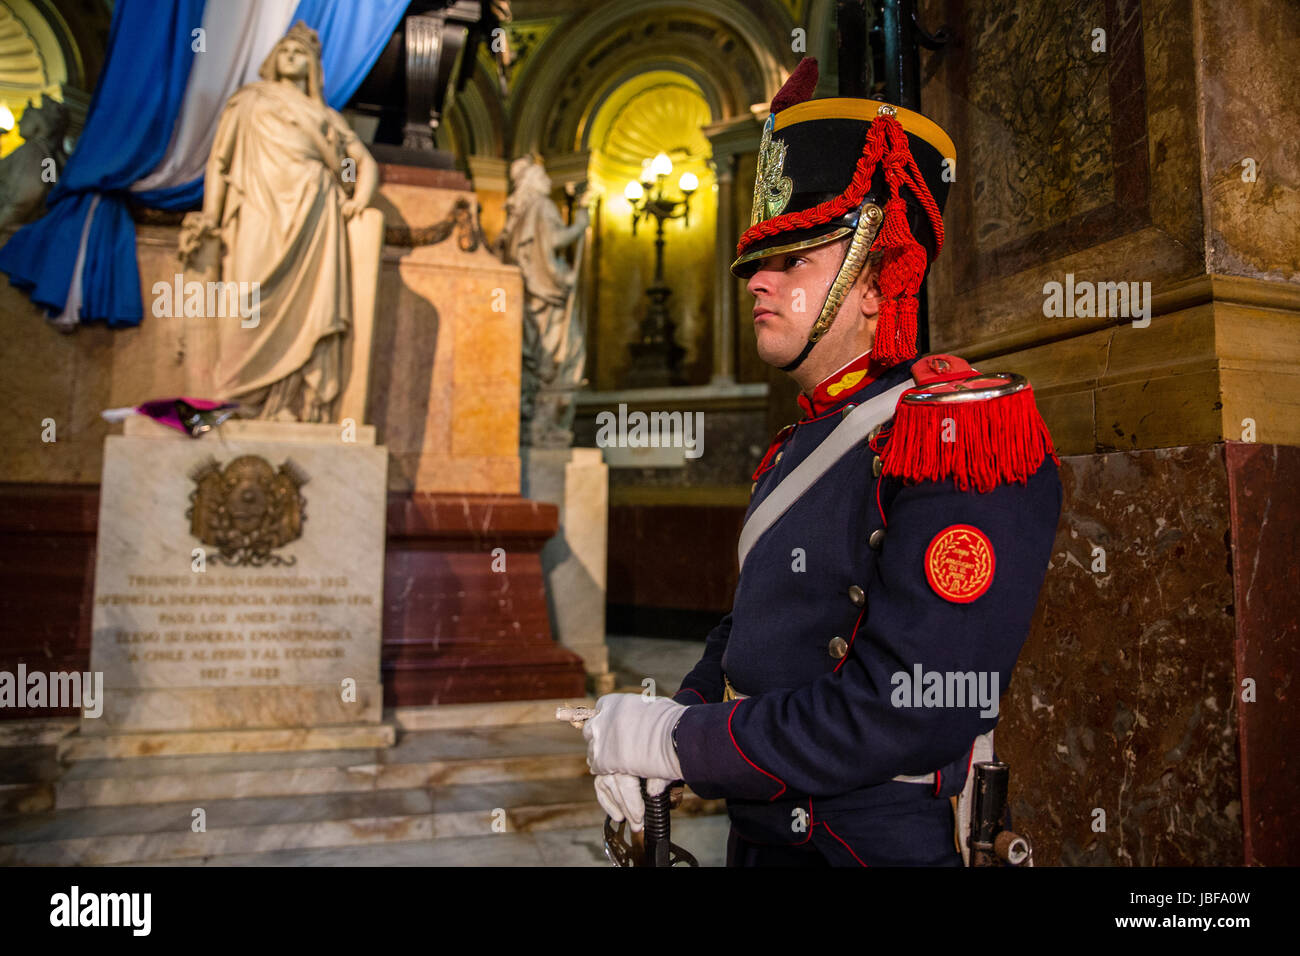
[53,194,100,330]
[54,0,298,326]
[130,0,299,193]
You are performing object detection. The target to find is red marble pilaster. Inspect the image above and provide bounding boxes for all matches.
[1225,442,1300,867]
[0,484,97,718]
[383,493,587,704]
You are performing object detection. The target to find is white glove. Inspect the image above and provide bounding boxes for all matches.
[592,773,672,832]
[583,693,684,783]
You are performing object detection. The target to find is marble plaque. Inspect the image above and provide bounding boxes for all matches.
[85,423,387,733]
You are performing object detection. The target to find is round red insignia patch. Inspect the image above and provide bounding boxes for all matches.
[924,524,995,603]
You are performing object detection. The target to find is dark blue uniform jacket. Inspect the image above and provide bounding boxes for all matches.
[671,356,1062,865]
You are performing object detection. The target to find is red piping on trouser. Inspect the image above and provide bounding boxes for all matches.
[808,796,869,866]
[677,687,708,704]
[819,821,869,867]
[726,700,787,800]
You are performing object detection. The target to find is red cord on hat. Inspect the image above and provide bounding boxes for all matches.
[737,112,946,366]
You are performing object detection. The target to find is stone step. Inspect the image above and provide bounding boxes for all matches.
[0,776,724,865]
[0,744,59,814]
[0,718,76,748]
[0,782,54,815]
[53,723,589,809]
[117,814,734,867]
[0,700,592,749]
[58,722,398,762]
[389,698,594,731]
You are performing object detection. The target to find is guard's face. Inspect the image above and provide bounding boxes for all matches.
[746,240,846,368]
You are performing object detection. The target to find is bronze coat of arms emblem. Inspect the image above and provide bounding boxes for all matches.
[186,455,309,566]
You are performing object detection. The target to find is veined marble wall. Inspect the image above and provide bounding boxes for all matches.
[914,0,1300,865]
[1002,442,1298,866]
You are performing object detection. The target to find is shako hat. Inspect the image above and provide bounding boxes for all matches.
[734,58,955,371]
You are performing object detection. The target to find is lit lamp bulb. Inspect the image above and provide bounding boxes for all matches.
[623,181,644,202]
[678,172,698,194]
[650,152,673,178]
[0,104,14,133]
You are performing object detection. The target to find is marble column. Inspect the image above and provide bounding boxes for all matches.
[466,154,509,247]
[542,150,593,197]
[704,116,761,385]
[711,154,736,384]
[521,447,613,696]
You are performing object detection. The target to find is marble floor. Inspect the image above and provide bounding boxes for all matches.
[1,636,730,867]
[605,634,709,696]
[127,813,732,867]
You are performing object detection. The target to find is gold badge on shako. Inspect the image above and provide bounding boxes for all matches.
[751,113,793,225]
[187,454,309,567]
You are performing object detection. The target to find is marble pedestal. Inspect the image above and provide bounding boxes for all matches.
[66,419,393,758]
[521,447,613,695]
[0,167,589,712]
[382,493,587,704]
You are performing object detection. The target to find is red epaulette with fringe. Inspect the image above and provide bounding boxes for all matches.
[880,354,1060,493]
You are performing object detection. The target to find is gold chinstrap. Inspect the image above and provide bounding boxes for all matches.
[807,203,883,344]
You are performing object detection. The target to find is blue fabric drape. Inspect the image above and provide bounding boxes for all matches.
[0,0,205,326]
[0,0,411,328]
[294,0,411,108]
[133,0,413,208]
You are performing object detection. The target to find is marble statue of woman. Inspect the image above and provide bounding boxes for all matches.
[178,22,377,423]
[498,156,591,447]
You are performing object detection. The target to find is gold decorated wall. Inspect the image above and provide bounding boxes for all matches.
[918,0,1300,454]
[0,0,108,157]
[446,0,807,392]
[587,73,717,388]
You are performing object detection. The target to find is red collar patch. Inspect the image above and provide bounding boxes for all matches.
[797,352,886,417]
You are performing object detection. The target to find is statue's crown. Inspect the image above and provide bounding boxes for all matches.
[283,21,322,58]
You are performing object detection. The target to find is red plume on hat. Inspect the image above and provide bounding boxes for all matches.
[770,56,820,113]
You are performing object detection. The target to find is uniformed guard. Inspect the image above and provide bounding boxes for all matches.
[583,58,1063,867]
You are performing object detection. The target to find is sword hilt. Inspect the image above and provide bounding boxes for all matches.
[556,706,699,867]
[602,780,698,867]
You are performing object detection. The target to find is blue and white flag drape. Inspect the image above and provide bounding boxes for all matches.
[0,0,410,328]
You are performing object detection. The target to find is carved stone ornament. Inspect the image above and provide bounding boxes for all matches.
[384,197,484,249]
[186,455,309,567]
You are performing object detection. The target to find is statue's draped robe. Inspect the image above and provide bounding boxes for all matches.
[211,80,356,421]
[501,192,584,433]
